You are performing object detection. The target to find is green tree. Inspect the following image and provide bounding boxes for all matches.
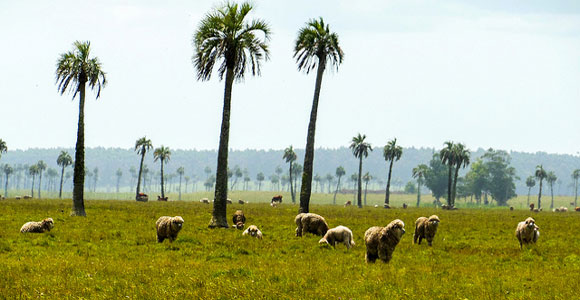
[28,165,39,198]
[363,172,372,206]
[572,169,580,207]
[325,174,334,193]
[283,145,297,203]
[92,167,99,192]
[56,41,106,216]
[465,159,489,205]
[194,2,270,228]
[177,166,185,200]
[383,138,403,206]
[36,160,47,199]
[314,174,322,193]
[412,164,428,207]
[134,136,153,200]
[525,176,536,206]
[232,166,244,190]
[350,133,372,208]
[439,141,456,207]
[424,153,448,206]
[535,165,547,209]
[546,171,557,209]
[481,149,516,206]
[115,168,123,194]
[256,172,265,191]
[57,151,73,199]
[451,143,470,206]
[404,181,416,194]
[296,17,343,214]
[153,146,171,199]
[3,164,13,198]
[269,174,280,191]
[333,166,346,204]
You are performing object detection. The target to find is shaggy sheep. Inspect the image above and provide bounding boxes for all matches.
[238,199,246,205]
[157,196,168,201]
[295,213,329,237]
[529,203,535,211]
[319,225,355,249]
[344,200,352,207]
[15,196,21,200]
[200,198,209,204]
[515,217,540,249]
[20,218,54,233]
[232,210,246,229]
[553,206,568,212]
[226,198,232,204]
[576,207,580,212]
[374,205,379,208]
[155,216,184,243]
[23,195,32,199]
[413,215,440,246]
[364,219,406,263]
[271,195,283,204]
[242,225,263,239]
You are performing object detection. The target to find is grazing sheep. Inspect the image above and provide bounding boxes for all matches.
[510,206,514,211]
[364,219,406,263]
[242,225,263,239]
[232,210,246,229]
[20,218,54,233]
[576,207,580,212]
[319,225,355,249]
[270,201,279,207]
[155,216,184,243]
[238,199,245,205]
[226,198,232,204]
[374,205,379,208]
[136,193,148,202]
[515,217,540,249]
[413,215,440,246]
[157,196,168,201]
[0,196,4,200]
[23,195,32,199]
[295,213,329,237]
[344,200,352,207]
[529,203,535,211]
[570,202,575,206]
[200,198,209,204]
[402,203,408,209]
[553,206,568,212]
[271,195,283,204]
[15,196,22,200]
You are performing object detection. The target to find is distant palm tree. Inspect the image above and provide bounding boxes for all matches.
[295,17,343,214]
[36,161,47,199]
[546,171,557,209]
[525,176,536,206]
[256,172,265,191]
[56,41,106,216]
[412,164,429,207]
[28,165,39,198]
[383,138,403,206]
[153,146,171,199]
[572,169,580,207]
[439,141,455,206]
[363,172,372,206]
[0,139,6,160]
[92,167,99,192]
[177,166,185,200]
[194,2,270,228]
[3,164,13,198]
[283,145,297,203]
[350,173,358,200]
[57,151,73,199]
[333,166,346,204]
[350,133,372,208]
[451,143,470,206]
[535,165,547,209]
[115,168,123,194]
[314,174,322,193]
[135,136,153,200]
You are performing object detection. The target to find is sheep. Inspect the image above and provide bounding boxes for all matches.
[199,198,209,204]
[226,198,232,204]
[402,203,408,209]
[232,210,246,229]
[364,219,406,263]
[553,206,568,212]
[20,218,54,233]
[155,216,184,243]
[374,205,379,208]
[344,200,352,207]
[23,195,32,199]
[413,215,440,246]
[238,199,246,205]
[242,225,263,239]
[515,217,540,249]
[15,196,22,200]
[270,201,279,207]
[510,206,514,211]
[529,203,535,211]
[157,196,168,201]
[295,213,329,237]
[319,225,355,249]
[576,207,580,212]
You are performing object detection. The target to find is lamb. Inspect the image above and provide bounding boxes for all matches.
[200,198,210,204]
[319,225,355,249]
[295,213,329,237]
[364,219,406,263]
[20,218,54,233]
[232,210,246,229]
[344,200,352,207]
[515,217,540,249]
[242,225,263,239]
[413,215,440,246]
[155,216,184,243]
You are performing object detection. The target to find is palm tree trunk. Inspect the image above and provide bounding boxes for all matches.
[299,58,326,214]
[59,165,65,199]
[550,183,554,209]
[289,162,295,203]
[72,81,86,216]
[160,160,165,198]
[575,178,578,207]
[527,187,531,206]
[447,165,453,206]
[333,175,341,205]
[385,160,394,205]
[31,175,35,197]
[537,179,543,209]
[416,181,421,207]
[357,156,363,208]
[116,176,120,194]
[364,180,368,206]
[452,165,460,207]
[38,171,42,199]
[209,66,234,228]
[4,175,8,198]
[178,174,182,201]
[135,152,145,200]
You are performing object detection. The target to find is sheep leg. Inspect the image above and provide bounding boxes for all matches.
[418,236,423,245]
[413,233,417,244]
[157,236,165,243]
[365,251,377,263]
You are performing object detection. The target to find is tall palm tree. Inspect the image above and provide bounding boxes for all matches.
[439,141,455,207]
[295,17,343,213]
[134,136,153,200]
[28,165,39,198]
[546,171,557,209]
[350,134,372,208]
[535,165,547,209]
[153,146,171,199]
[363,172,372,206]
[283,145,297,203]
[383,138,403,206]
[451,143,470,207]
[333,166,346,204]
[3,164,13,198]
[0,139,6,161]
[572,169,580,207]
[525,176,536,206]
[57,151,73,199]
[36,161,47,199]
[56,41,106,216]
[412,164,429,207]
[194,2,271,228]
[115,168,123,194]
[177,166,184,200]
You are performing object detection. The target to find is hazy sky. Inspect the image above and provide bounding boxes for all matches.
[1,0,579,154]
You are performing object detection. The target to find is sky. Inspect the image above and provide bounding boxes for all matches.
[0,0,579,155]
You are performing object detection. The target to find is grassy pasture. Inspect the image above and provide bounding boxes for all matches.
[1,195,580,299]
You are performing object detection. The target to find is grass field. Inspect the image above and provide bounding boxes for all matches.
[1,192,580,299]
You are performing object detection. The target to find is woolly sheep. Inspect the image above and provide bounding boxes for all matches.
[319,225,355,249]
[232,210,246,229]
[20,218,54,233]
[515,217,540,249]
[200,198,209,204]
[344,200,352,207]
[295,213,329,237]
[155,216,184,243]
[413,215,440,246]
[242,225,263,239]
[364,219,405,263]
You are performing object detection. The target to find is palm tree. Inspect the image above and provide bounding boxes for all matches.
[350,134,372,208]
[153,146,171,199]
[28,165,39,198]
[115,168,123,194]
[572,169,580,207]
[194,2,270,228]
[36,161,47,199]
[256,172,265,191]
[0,139,6,161]
[56,41,106,216]
[439,141,455,207]
[525,176,536,206]
[134,136,153,200]
[383,138,403,206]
[3,164,13,198]
[350,173,358,200]
[546,171,557,209]
[283,145,297,203]
[177,166,184,200]
[412,164,429,207]
[535,165,547,209]
[57,151,73,199]
[295,17,344,213]
[451,143,470,207]
[363,172,372,206]
[333,166,346,204]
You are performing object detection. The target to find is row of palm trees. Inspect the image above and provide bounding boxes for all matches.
[525,165,577,209]
[133,137,172,199]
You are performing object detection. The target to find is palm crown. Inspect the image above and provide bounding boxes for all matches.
[383,138,403,162]
[526,176,536,188]
[154,146,171,163]
[57,151,73,167]
[135,137,153,155]
[350,134,372,159]
[535,165,547,180]
[0,139,6,158]
[412,164,429,181]
[283,145,297,163]
[294,17,343,73]
[56,41,106,99]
